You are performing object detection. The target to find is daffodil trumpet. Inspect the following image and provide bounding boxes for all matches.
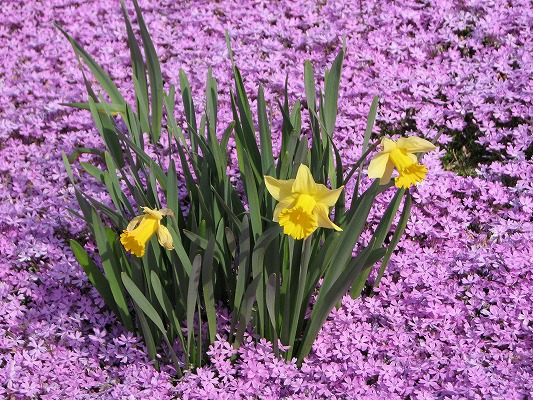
[367,136,436,189]
[264,164,344,240]
[120,207,174,257]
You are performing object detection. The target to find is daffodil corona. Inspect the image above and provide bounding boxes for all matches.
[264,164,344,240]
[120,207,174,257]
[368,136,436,189]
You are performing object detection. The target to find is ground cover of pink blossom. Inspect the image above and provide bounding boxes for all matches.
[0,0,532,398]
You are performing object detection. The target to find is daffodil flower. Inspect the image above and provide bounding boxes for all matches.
[120,207,174,257]
[264,164,344,240]
[368,136,436,189]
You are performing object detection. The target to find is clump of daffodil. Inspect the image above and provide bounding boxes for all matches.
[368,136,436,189]
[120,207,174,257]
[264,164,344,240]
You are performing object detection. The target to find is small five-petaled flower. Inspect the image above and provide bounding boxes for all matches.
[368,136,436,189]
[120,207,174,257]
[264,164,344,240]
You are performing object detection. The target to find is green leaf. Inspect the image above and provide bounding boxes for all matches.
[206,67,218,138]
[90,210,133,331]
[132,0,163,142]
[70,239,119,317]
[231,216,251,337]
[201,236,217,344]
[234,272,262,349]
[257,85,275,179]
[179,69,198,141]
[166,160,185,227]
[80,162,105,183]
[350,188,404,298]
[87,97,125,169]
[164,86,188,145]
[120,0,150,135]
[286,236,312,359]
[242,151,263,239]
[251,225,283,335]
[323,50,344,137]
[231,66,262,181]
[103,152,134,215]
[374,191,412,287]
[317,182,381,298]
[354,96,379,196]
[265,273,279,357]
[150,270,186,355]
[182,230,224,265]
[298,239,376,363]
[186,254,202,357]
[122,273,182,376]
[211,186,243,231]
[114,128,167,185]
[62,152,75,184]
[62,101,126,116]
[132,302,159,369]
[304,60,317,115]
[55,24,126,106]
[64,146,106,164]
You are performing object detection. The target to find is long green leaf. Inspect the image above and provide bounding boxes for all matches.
[179,69,198,143]
[120,0,150,135]
[70,239,119,317]
[62,152,75,184]
[298,239,376,363]
[242,151,263,239]
[230,216,251,337]
[354,96,379,196]
[87,97,125,169]
[201,236,217,344]
[350,188,404,298]
[323,50,344,137]
[251,226,283,335]
[232,66,262,181]
[132,0,163,142]
[55,24,126,105]
[374,191,412,287]
[122,273,182,376]
[257,85,275,179]
[150,271,186,354]
[186,254,202,358]
[234,272,262,349]
[133,302,159,369]
[91,211,133,331]
[265,273,279,357]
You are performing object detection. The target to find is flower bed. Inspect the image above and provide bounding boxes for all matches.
[0,0,531,398]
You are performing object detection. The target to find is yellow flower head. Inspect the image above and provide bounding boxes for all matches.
[120,207,174,257]
[264,164,344,240]
[367,136,436,189]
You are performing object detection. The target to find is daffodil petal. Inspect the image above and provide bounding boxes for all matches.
[408,153,418,163]
[314,184,344,207]
[292,164,316,194]
[126,215,144,231]
[397,137,436,153]
[264,176,295,201]
[157,225,174,250]
[381,137,397,152]
[272,195,297,221]
[368,152,390,179]
[159,208,175,217]
[379,161,395,185]
[315,206,342,231]
[142,207,163,220]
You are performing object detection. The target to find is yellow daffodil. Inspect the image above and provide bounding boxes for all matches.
[120,207,174,257]
[368,136,436,189]
[264,164,344,240]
